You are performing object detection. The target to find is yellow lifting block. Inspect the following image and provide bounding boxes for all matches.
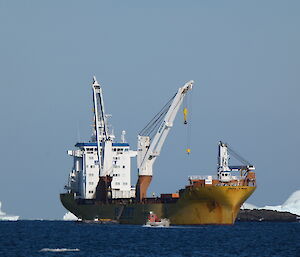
[186,148,191,154]
[183,107,188,124]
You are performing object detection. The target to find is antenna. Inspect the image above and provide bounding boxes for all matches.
[121,130,126,143]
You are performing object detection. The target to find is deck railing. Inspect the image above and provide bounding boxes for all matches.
[188,175,255,187]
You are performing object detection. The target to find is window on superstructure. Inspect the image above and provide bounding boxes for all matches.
[89,190,94,193]
[86,148,93,154]
[123,165,125,168]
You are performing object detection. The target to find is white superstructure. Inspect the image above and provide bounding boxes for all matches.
[65,77,137,199]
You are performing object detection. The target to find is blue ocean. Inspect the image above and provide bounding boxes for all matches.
[0,221,299,257]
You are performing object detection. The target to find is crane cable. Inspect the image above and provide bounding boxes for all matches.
[183,92,192,155]
[139,93,176,138]
[227,145,252,166]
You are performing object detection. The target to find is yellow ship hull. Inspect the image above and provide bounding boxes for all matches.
[60,185,255,225]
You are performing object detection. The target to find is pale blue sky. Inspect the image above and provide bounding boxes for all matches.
[0,0,299,219]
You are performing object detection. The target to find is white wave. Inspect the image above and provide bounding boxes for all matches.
[63,211,78,221]
[39,248,80,252]
[0,201,19,221]
[243,190,300,216]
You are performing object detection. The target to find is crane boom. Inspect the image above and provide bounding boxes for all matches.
[92,76,113,177]
[92,76,114,202]
[136,80,193,201]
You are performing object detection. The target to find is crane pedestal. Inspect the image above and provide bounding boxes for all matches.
[136,175,152,202]
[96,176,112,203]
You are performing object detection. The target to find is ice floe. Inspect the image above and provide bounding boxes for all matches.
[63,211,78,221]
[0,201,19,221]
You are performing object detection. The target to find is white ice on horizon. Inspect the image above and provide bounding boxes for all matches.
[0,201,19,221]
[243,190,300,216]
[63,211,78,221]
[240,202,258,210]
[0,202,5,215]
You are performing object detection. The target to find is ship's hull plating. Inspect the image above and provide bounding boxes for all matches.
[60,186,256,225]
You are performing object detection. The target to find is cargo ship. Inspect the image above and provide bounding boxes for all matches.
[60,77,256,225]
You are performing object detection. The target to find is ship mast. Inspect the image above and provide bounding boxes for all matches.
[218,141,255,182]
[136,80,194,202]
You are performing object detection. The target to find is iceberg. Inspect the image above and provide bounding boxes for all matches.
[63,211,78,221]
[240,202,258,210]
[260,190,300,216]
[243,190,300,216]
[0,201,19,221]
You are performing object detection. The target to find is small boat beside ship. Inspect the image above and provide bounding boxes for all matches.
[144,212,170,227]
[60,77,256,225]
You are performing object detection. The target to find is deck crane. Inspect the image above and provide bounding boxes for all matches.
[136,80,194,202]
[92,76,114,202]
[218,141,255,183]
